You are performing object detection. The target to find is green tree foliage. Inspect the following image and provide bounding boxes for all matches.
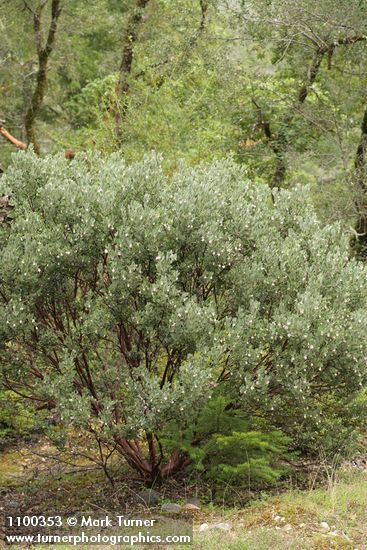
[161,396,290,487]
[2,0,367,232]
[1,151,367,484]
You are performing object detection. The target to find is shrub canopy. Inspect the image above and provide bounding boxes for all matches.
[1,151,367,483]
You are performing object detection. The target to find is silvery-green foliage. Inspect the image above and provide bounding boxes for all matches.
[0,150,366,457]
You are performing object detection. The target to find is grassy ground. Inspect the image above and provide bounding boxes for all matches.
[190,468,367,549]
[1,443,367,549]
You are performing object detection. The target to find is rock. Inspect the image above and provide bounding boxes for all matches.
[299,523,305,528]
[320,521,330,532]
[186,497,201,508]
[161,503,182,513]
[137,488,160,506]
[5,500,19,510]
[212,522,231,531]
[183,503,200,511]
[283,524,292,531]
[199,523,209,532]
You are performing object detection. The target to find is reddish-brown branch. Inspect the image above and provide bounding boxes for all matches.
[114,435,152,478]
[161,450,192,479]
[0,122,75,159]
[0,126,27,150]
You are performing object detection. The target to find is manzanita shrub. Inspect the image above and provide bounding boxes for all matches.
[1,151,367,485]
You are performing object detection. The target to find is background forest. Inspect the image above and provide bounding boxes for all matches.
[1,0,367,210]
[2,1,367,548]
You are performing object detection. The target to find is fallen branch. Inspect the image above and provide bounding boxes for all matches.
[0,123,75,160]
[0,125,27,150]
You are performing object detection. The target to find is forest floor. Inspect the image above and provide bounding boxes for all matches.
[0,440,367,549]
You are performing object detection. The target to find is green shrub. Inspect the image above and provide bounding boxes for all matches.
[1,151,367,484]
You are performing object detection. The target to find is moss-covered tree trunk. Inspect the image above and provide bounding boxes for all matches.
[353,107,367,256]
[114,0,150,143]
[24,0,62,154]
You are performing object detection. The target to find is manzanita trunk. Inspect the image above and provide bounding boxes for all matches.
[114,435,191,485]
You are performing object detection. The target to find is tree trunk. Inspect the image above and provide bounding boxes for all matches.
[113,433,192,486]
[257,35,366,188]
[353,107,367,256]
[270,48,326,188]
[114,0,150,143]
[24,0,62,154]
[113,0,208,144]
